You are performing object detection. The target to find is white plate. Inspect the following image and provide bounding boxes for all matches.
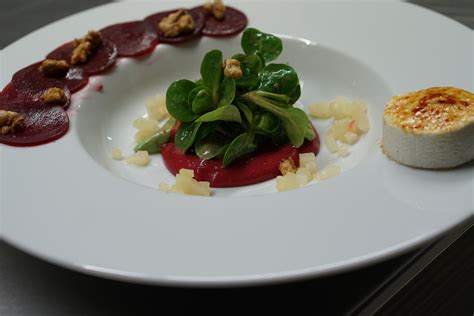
[1,1,472,286]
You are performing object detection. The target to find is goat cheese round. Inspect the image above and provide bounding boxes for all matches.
[382,87,474,169]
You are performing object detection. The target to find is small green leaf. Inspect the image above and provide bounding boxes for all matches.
[223,132,257,167]
[195,133,229,160]
[134,131,170,154]
[288,84,301,105]
[282,108,309,147]
[195,104,242,123]
[192,89,215,114]
[241,28,283,62]
[175,122,202,152]
[134,118,176,154]
[218,77,236,107]
[188,86,202,105]
[255,112,279,135]
[166,79,197,122]
[162,117,177,131]
[242,91,309,147]
[235,101,253,125]
[200,49,223,104]
[194,122,219,144]
[270,126,290,146]
[232,53,263,90]
[305,122,316,141]
[242,90,287,118]
[253,90,290,108]
[259,64,299,97]
[194,78,204,86]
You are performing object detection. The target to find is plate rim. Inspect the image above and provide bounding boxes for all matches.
[3,215,473,287]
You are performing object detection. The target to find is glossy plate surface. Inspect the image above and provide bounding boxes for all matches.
[0,1,472,286]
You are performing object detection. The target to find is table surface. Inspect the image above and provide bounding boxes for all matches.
[0,1,473,315]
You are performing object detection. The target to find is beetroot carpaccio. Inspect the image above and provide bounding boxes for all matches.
[0,4,247,147]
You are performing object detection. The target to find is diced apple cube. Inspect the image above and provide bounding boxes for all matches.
[314,164,341,181]
[325,130,339,153]
[299,153,318,174]
[343,131,359,144]
[126,151,150,166]
[308,102,331,119]
[296,167,312,184]
[133,117,158,131]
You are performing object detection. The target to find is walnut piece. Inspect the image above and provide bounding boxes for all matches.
[82,31,102,50]
[279,157,297,176]
[223,58,243,79]
[0,110,26,135]
[41,87,67,105]
[203,2,213,13]
[71,30,102,65]
[71,41,91,65]
[204,0,226,19]
[39,59,70,77]
[158,9,195,37]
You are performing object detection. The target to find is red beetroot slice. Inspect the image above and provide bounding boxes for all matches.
[201,6,248,37]
[62,67,89,93]
[12,61,88,94]
[0,83,26,102]
[8,64,71,109]
[101,21,159,57]
[46,39,118,75]
[11,62,76,106]
[0,97,69,147]
[144,7,206,44]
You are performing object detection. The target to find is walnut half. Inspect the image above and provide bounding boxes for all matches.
[39,59,70,77]
[41,87,67,105]
[0,110,26,135]
[71,30,103,65]
[204,0,226,19]
[279,157,297,176]
[223,58,243,79]
[158,10,195,38]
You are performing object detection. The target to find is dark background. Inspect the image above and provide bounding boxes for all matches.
[0,1,473,315]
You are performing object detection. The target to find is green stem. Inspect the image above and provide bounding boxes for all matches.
[242,91,287,117]
[253,90,290,104]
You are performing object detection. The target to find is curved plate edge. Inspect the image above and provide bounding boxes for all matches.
[2,214,473,287]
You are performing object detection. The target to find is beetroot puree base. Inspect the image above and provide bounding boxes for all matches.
[161,133,320,188]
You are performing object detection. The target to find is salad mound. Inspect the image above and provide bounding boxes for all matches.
[135,28,320,187]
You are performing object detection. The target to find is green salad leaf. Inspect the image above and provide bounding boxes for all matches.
[259,64,299,96]
[195,133,229,160]
[222,132,257,167]
[195,104,242,123]
[201,49,223,104]
[159,28,315,166]
[174,122,201,152]
[134,117,176,154]
[192,88,215,114]
[232,53,263,90]
[241,28,283,62]
[166,80,197,122]
[218,77,236,107]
